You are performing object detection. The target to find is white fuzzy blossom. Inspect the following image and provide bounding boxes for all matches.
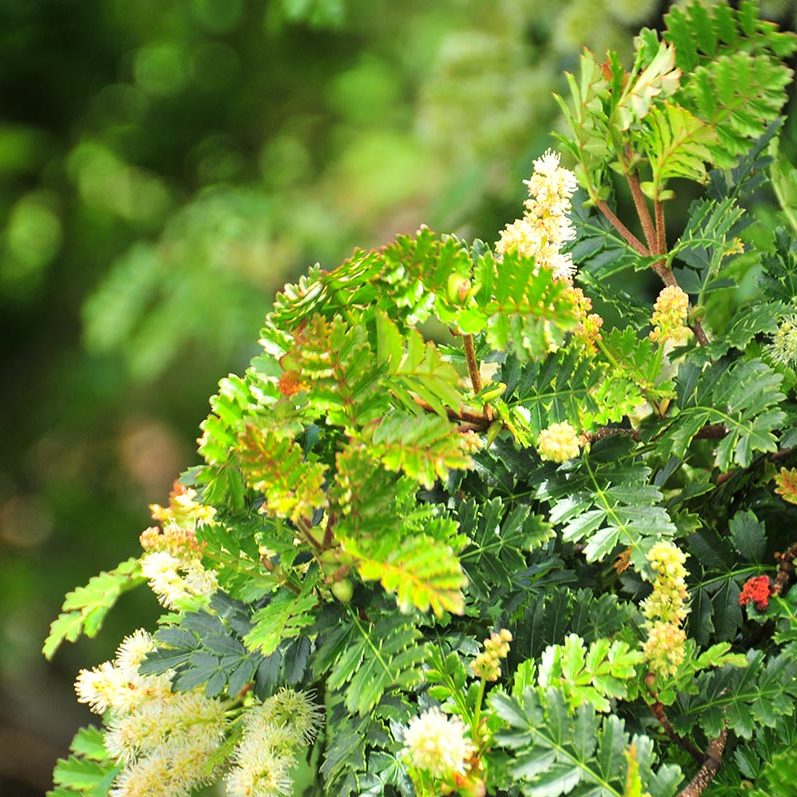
[226,689,323,797]
[141,549,218,609]
[403,707,474,778]
[75,629,226,797]
[496,148,579,280]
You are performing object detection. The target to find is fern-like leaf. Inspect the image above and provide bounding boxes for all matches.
[536,438,678,567]
[244,581,319,656]
[323,609,429,715]
[343,533,466,616]
[492,687,682,797]
[43,559,144,660]
[458,497,554,598]
[662,359,786,471]
[237,422,328,522]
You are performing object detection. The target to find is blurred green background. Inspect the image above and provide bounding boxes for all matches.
[1,1,795,793]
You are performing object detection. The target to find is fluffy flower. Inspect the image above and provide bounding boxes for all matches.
[403,707,474,778]
[768,315,797,369]
[110,734,219,797]
[106,691,226,763]
[537,421,581,463]
[141,550,218,609]
[75,661,130,715]
[496,149,578,281]
[643,621,686,677]
[76,628,226,797]
[775,467,797,505]
[738,575,771,611]
[256,688,323,745]
[567,286,603,354]
[75,631,172,715]
[649,285,691,346]
[226,690,322,797]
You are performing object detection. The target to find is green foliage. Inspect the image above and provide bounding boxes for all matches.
[491,688,682,796]
[660,359,786,471]
[321,608,429,716]
[536,438,677,567]
[43,3,797,795]
[47,727,118,797]
[43,559,144,660]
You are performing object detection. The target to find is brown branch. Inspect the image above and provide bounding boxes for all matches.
[645,675,704,764]
[596,199,650,256]
[772,542,797,597]
[260,555,301,594]
[322,512,336,549]
[677,728,728,797]
[691,320,710,346]
[413,396,491,429]
[626,169,657,252]
[296,518,323,552]
[654,200,667,257]
[462,333,483,395]
[587,427,640,443]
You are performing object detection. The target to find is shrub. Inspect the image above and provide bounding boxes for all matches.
[45,2,797,795]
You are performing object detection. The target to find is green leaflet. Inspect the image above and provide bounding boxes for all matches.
[244,579,320,656]
[322,609,429,716]
[43,558,144,660]
[537,634,644,713]
[673,651,797,739]
[458,497,554,599]
[642,103,717,197]
[662,359,786,471]
[472,249,579,360]
[344,533,466,617]
[491,688,682,797]
[669,197,746,297]
[237,422,328,523]
[369,412,470,490]
[536,438,677,568]
[663,1,797,75]
[48,727,119,797]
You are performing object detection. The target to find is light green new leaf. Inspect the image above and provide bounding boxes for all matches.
[43,558,144,660]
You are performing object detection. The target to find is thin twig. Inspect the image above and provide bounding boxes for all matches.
[645,675,704,764]
[462,333,483,395]
[413,397,491,429]
[654,200,666,256]
[677,728,728,797]
[596,199,650,256]
[626,169,657,251]
[296,518,323,552]
[587,427,640,442]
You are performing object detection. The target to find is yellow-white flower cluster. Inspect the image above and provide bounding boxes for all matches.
[226,688,322,797]
[75,630,226,797]
[496,149,579,281]
[642,542,690,677]
[768,315,797,369]
[403,706,474,779]
[649,285,691,346]
[140,550,218,609]
[471,628,512,681]
[537,421,581,463]
[140,484,218,609]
